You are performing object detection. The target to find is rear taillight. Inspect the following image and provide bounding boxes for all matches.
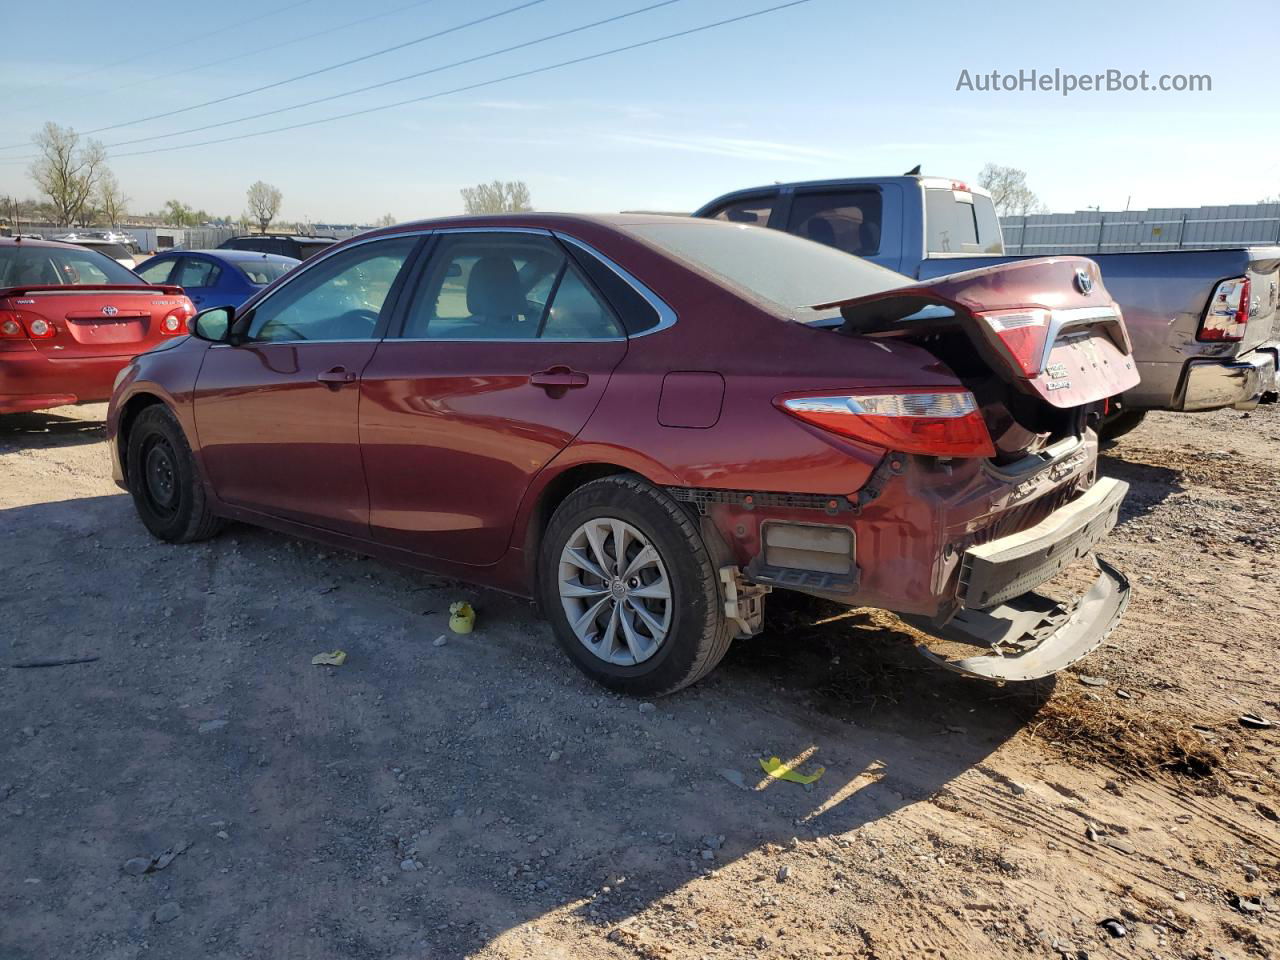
[0,313,23,338]
[1198,277,1250,342]
[976,308,1051,377]
[777,388,996,458]
[0,311,54,339]
[26,317,54,338]
[159,302,194,336]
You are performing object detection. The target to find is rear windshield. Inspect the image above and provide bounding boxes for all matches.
[236,259,296,285]
[296,241,335,260]
[80,242,133,261]
[924,189,1003,254]
[621,220,909,319]
[0,245,140,287]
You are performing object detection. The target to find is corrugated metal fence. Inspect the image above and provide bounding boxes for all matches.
[1001,203,1280,254]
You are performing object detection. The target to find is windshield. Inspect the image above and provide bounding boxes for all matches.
[621,220,909,319]
[236,259,297,285]
[0,245,141,287]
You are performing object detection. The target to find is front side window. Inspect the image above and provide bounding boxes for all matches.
[786,189,883,256]
[0,245,138,286]
[705,194,775,226]
[403,233,621,340]
[175,258,221,288]
[247,237,416,343]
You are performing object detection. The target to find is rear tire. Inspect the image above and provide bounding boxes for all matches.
[1098,408,1147,442]
[126,404,223,543]
[537,475,733,697]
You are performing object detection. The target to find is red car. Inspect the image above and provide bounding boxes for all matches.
[107,215,1140,694]
[0,237,195,414]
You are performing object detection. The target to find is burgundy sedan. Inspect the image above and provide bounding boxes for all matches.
[107,215,1140,694]
[1,237,195,414]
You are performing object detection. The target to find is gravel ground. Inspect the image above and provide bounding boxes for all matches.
[1,402,1277,960]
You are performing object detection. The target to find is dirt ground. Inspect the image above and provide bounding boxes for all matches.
[1,401,1277,960]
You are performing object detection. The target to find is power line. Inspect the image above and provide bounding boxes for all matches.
[87,0,689,153]
[105,0,815,160]
[0,0,547,151]
[9,0,443,118]
[3,0,321,104]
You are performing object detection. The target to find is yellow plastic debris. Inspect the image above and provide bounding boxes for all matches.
[449,601,475,634]
[311,650,347,666]
[759,756,825,785]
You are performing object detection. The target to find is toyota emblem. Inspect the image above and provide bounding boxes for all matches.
[101,305,119,316]
[1073,269,1093,295]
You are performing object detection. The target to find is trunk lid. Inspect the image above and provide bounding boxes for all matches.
[816,257,1141,460]
[1,284,193,358]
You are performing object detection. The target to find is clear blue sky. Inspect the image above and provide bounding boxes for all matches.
[1,0,1275,223]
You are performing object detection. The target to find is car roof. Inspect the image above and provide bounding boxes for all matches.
[151,249,299,264]
[0,236,102,250]
[234,234,337,242]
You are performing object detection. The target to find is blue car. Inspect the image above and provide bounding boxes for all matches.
[135,249,299,310]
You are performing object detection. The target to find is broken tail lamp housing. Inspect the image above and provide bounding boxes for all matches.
[1198,276,1250,342]
[777,388,995,457]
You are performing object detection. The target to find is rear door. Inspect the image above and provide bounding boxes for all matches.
[171,255,223,310]
[783,185,905,271]
[359,230,627,565]
[192,235,420,535]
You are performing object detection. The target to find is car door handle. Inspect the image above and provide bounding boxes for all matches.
[316,367,357,387]
[530,367,589,389]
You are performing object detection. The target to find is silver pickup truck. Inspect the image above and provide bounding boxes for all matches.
[694,176,1279,435]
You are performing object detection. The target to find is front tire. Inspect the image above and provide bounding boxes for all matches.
[538,475,733,697]
[126,404,222,543]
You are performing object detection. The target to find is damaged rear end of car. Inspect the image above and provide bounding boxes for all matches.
[782,257,1140,681]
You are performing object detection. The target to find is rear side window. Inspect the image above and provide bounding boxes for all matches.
[566,242,661,334]
[175,258,221,288]
[237,259,295,285]
[786,189,883,256]
[402,233,621,341]
[705,194,775,226]
[925,188,1003,254]
[0,245,138,286]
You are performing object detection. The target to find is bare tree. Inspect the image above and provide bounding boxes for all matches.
[29,122,108,226]
[977,163,1047,217]
[460,180,532,215]
[96,170,128,228]
[246,181,283,233]
[373,212,397,227]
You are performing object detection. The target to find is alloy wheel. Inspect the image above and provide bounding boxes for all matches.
[557,517,673,666]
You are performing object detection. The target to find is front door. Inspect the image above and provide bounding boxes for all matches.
[193,235,419,536]
[359,230,627,565]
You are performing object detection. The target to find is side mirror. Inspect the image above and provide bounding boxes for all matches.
[189,305,234,343]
